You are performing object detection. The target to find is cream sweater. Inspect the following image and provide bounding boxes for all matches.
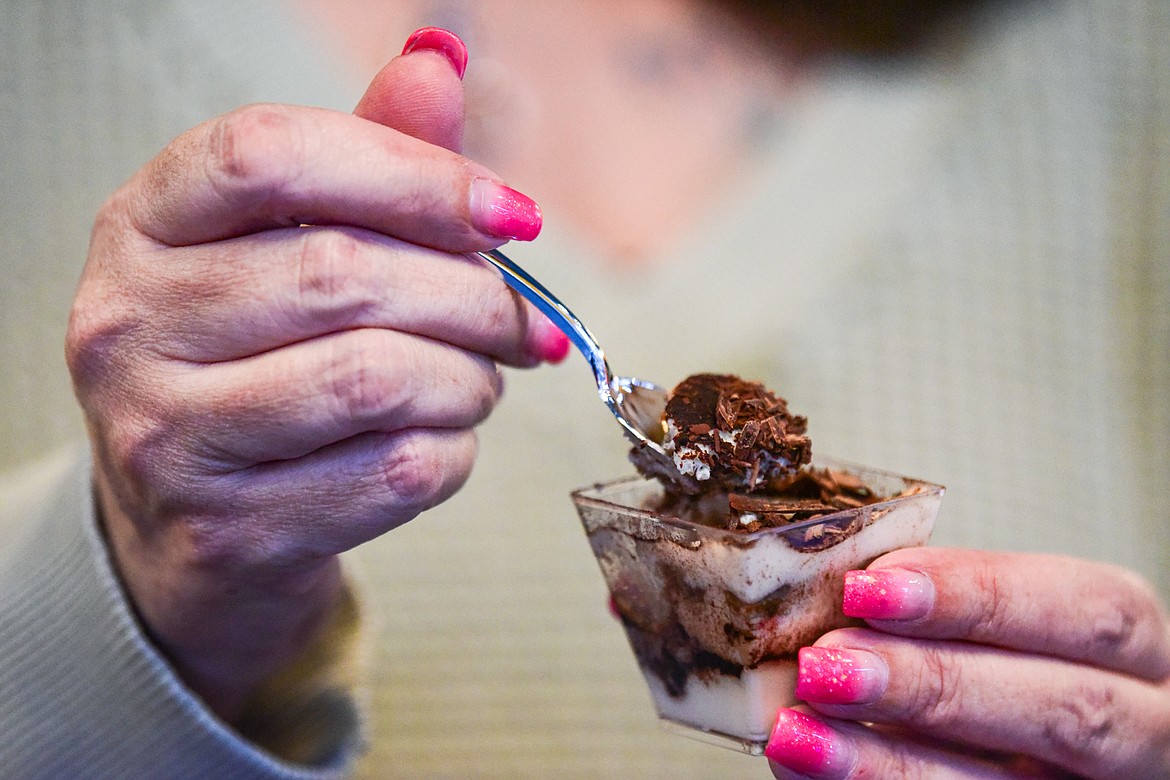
[1,0,1167,777]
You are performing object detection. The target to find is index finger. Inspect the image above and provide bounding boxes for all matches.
[841,547,1170,681]
[117,103,540,249]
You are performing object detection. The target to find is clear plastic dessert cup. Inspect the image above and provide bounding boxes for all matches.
[572,456,943,756]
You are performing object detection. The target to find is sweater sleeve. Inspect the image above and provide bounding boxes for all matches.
[0,449,365,780]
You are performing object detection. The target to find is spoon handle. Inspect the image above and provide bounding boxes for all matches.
[476,249,610,388]
[477,249,668,455]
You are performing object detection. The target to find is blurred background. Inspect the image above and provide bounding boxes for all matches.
[3,1,1167,777]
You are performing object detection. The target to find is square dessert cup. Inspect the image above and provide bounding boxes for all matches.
[572,456,943,756]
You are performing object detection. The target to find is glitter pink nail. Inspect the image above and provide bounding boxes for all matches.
[765,709,855,778]
[470,179,543,241]
[796,646,886,704]
[842,568,934,620]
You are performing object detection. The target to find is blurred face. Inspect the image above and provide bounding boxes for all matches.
[716,0,988,58]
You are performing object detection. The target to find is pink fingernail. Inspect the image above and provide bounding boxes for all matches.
[796,646,887,705]
[537,319,570,364]
[402,27,469,79]
[469,178,543,241]
[842,568,934,620]
[765,709,856,778]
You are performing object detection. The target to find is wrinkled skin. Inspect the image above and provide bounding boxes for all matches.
[769,548,1170,779]
[66,43,557,722]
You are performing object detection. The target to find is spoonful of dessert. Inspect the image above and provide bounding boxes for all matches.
[477,250,814,499]
[476,248,673,468]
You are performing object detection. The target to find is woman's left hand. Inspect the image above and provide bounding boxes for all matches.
[766,548,1170,779]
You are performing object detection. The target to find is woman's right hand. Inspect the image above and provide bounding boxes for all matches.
[64,28,564,722]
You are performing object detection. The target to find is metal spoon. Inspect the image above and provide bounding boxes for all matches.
[476,248,672,466]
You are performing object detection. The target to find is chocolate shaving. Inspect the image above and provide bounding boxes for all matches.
[721,467,881,531]
[653,465,895,534]
[642,373,812,495]
[729,495,837,514]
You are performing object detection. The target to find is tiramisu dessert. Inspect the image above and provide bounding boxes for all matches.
[572,374,943,754]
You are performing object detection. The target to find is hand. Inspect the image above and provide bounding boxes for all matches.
[65,29,564,721]
[766,548,1170,779]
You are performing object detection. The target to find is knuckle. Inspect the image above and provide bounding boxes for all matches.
[376,435,451,516]
[68,227,144,384]
[967,559,1015,637]
[1082,566,1166,674]
[458,276,527,358]
[1086,591,1143,660]
[905,645,964,729]
[67,314,153,400]
[295,227,374,320]
[1041,680,1119,766]
[327,333,404,425]
[477,284,525,339]
[101,416,185,510]
[204,103,300,207]
[450,354,503,424]
[64,301,118,384]
[66,297,145,389]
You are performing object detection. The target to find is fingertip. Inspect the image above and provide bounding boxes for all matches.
[402,27,469,79]
[520,315,570,366]
[765,709,856,779]
[767,758,812,780]
[842,568,934,621]
[539,321,571,364]
[795,646,888,705]
[355,31,467,151]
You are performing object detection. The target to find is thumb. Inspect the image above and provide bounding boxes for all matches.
[353,27,468,152]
